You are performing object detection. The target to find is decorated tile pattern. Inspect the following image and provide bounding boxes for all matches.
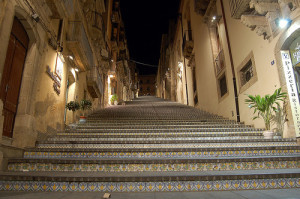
[36,142,299,149]
[47,136,265,142]
[24,149,300,159]
[8,160,300,172]
[57,131,264,136]
[0,178,299,192]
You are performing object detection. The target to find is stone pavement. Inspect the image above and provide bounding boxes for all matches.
[1,188,300,199]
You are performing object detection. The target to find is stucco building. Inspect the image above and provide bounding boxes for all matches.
[157,0,300,140]
[139,75,156,96]
[0,0,134,169]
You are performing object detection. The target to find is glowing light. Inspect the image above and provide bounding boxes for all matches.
[278,18,291,29]
[68,56,74,60]
[71,68,76,79]
[75,68,79,72]
[212,16,216,20]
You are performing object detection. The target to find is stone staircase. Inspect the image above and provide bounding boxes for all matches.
[0,96,299,192]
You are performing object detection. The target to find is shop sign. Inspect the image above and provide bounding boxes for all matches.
[281,51,300,137]
[46,65,61,95]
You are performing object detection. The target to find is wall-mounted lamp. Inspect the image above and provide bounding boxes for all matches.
[276,18,292,29]
[68,55,74,60]
[31,13,40,22]
[75,68,79,72]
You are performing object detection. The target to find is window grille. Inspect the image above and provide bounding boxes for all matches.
[240,60,253,86]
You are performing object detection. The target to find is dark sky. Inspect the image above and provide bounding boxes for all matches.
[120,0,180,75]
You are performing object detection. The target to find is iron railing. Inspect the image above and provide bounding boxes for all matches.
[87,66,103,95]
[68,21,94,68]
[229,0,251,19]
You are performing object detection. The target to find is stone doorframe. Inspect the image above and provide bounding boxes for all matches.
[0,2,42,148]
[274,17,300,139]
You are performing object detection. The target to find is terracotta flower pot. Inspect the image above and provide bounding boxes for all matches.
[79,116,87,124]
[263,130,274,139]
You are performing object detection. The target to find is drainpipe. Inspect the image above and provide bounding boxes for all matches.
[220,0,240,122]
[179,14,189,106]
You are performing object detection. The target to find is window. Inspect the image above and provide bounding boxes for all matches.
[219,74,228,97]
[240,60,253,86]
[237,51,257,93]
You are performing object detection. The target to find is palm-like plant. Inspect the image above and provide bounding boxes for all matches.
[245,88,287,130]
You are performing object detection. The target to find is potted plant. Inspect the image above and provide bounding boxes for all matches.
[65,101,80,112]
[66,101,80,124]
[110,94,118,105]
[245,88,287,139]
[79,99,92,123]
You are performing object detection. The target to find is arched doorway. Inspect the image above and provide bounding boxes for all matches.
[274,19,300,138]
[0,17,29,138]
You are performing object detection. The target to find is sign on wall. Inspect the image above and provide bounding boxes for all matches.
[281,51,300,137]
[55,53,64,80]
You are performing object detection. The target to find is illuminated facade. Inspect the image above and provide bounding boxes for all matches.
[0,0,134,168]
[157,0,300,140]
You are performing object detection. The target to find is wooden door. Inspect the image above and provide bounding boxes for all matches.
[0,17,29,137]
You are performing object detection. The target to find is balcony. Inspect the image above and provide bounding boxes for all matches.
[66,21,94,71]
[111,10,120,23]
[111,35,118,51]
[87,66,103,98]
[92,11,105,36]
[182,30,194,59]
[194,0,210,16]
[229,0,251,19]
[46,0,74,18]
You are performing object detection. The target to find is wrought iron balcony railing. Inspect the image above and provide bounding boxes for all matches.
[229,0,251,19]
[67,21,94,71]
[87,66,103,98]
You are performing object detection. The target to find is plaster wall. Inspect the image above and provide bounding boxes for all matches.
[185,0,281,130]
[221,0,281,129]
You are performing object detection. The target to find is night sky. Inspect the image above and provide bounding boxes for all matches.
[120,0,180,75]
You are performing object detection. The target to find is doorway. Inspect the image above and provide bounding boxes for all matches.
[0,17,29,137]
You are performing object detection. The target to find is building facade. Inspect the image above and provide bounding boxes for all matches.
[139,75,156,96]
[0,0,134,169]
[157,0,300,139]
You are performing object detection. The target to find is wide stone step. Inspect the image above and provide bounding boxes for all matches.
[37,138,294,145]
[72,124,249,130]
[80,117,244,125]
[55,132,262,138]
[85,118,236,122]
[0,169,299,192]
[36,141,298,149]
[64,128,263,133]
[57,131,263,137]
[7,156,300,172]
[47,136,267,142]
[23,146,300,159]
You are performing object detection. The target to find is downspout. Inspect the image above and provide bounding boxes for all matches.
[220,0,240,122]
[179,14,189,106]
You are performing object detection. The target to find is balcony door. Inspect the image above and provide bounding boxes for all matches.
[0,17,29,137]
